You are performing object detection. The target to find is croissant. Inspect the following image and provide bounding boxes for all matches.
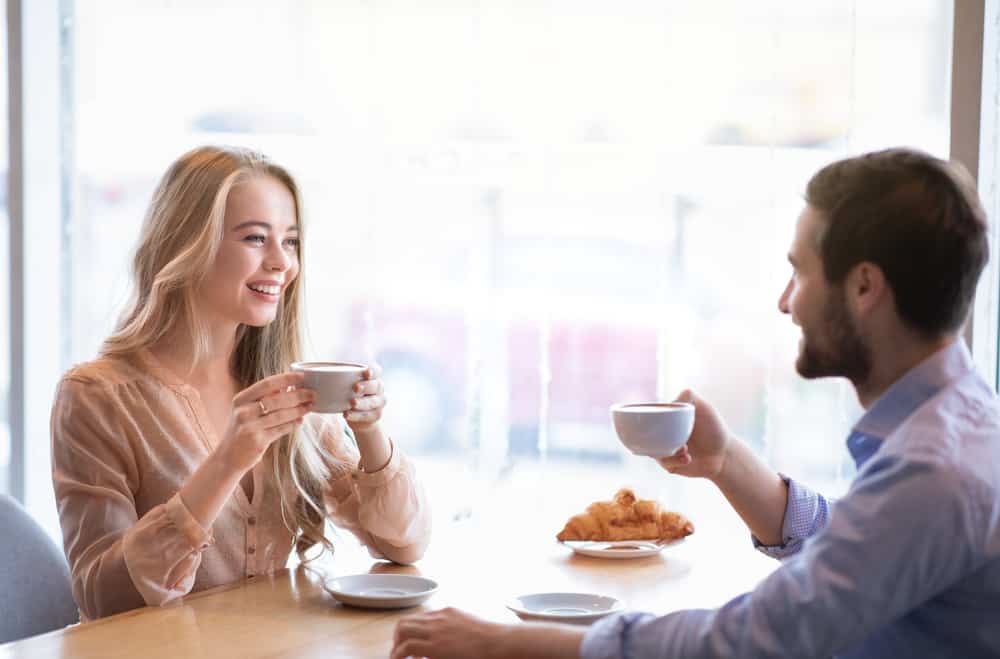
[556,487,694,543]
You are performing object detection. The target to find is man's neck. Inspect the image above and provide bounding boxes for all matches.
[854,334,956,408]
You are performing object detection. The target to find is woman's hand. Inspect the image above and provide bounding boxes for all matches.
[656,389,735,482]
[391,608,500,659]
[343,364,386,432]
[218,372,315,474]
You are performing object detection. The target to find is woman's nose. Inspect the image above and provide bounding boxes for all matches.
[265,244,292,272]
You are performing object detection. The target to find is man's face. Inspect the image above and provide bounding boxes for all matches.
[778,206,871,384]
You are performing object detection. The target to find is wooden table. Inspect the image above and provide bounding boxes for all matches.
[0,509,778,658]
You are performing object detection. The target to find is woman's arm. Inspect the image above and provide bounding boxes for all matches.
[179,372,314,529]
[321,419,432,564]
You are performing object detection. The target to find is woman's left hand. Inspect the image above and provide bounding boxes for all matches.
[343,364,386,432]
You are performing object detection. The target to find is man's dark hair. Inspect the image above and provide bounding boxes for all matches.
[805,147,989,337]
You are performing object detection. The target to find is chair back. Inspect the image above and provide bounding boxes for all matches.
[0,494,79,644]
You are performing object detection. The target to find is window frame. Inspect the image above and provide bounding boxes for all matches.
[4,2,996,524]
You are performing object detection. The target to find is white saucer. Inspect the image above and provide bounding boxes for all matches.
[324,574,438,609]
[561,538,685,559]
[507,592,624,625]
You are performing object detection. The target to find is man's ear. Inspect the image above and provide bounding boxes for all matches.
[846,261,887,315]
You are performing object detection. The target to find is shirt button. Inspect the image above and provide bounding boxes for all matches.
[248,546,256,555]
[247,516,256,526]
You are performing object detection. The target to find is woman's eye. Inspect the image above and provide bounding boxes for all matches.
[244,234,267,245]
[284,238,300,250]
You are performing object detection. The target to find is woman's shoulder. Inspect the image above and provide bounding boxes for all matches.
[60,353,151,390]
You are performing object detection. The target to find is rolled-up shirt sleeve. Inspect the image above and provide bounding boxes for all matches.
[751,474,832,560]
[51,377,214,620]
[317,420,431,565]
[581,455,984,659]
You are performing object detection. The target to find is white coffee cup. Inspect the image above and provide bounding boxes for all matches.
[291,361,366,414]
[610,402,695,458]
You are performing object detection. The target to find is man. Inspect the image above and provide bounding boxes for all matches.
[390,148,1000,658]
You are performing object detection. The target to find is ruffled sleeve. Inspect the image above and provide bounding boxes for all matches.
[316,418,431,564]
[51,376,214,619]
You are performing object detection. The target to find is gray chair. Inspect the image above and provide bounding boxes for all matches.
[0,494,79,644]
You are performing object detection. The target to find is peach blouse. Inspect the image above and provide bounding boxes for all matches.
[50,350,431,621]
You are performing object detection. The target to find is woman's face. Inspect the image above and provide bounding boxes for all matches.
[197,174,300,329]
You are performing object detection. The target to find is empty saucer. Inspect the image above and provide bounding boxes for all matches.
[324,574,438,609]
[506,592,624,625]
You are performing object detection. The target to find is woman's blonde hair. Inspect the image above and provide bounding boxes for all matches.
[103,145,334,560]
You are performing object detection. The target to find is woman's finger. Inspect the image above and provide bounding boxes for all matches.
[344,409,381,425]
[263,417,304,444]
[258,388,315,414]
[234,372,305,406]
[350,394,385,412]
[254,401,312,431]
[362,363,383,380]
[353,379,383,396]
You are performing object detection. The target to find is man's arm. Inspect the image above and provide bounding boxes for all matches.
[659,390,790,545]
[582,453,982,659]
[390,607,586,659]
[710,439,789,545]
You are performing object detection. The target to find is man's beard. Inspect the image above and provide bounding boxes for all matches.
[796,289,872,385]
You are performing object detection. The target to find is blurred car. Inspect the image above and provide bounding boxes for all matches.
[341,236,742,461]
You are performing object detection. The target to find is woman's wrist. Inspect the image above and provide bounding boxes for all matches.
[180,446,245,530]
[352,423,393,473]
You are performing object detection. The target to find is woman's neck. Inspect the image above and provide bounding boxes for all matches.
[149,319,240,388]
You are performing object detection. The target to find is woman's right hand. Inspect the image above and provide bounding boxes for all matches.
[656,389,735,482]
[218,372,315,474]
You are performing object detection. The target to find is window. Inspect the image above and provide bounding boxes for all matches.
[56,1,954,537]
[0,2,9,496]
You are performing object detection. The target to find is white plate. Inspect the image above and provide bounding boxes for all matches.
[324,574,438,609]
[507,592,624,625]
[561,538,685,559]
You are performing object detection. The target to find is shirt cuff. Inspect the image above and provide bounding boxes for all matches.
[751,474,821,559]
[353,438,400,487]
[166,493,215,551]
[581,611,655,659]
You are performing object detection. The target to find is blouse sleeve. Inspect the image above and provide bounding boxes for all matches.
[51,376,214,619]
[316,419,432,565]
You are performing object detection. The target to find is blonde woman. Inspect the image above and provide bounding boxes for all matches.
[50,146,431,621]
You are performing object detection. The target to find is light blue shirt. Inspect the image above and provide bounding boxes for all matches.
[582,340,1000,658]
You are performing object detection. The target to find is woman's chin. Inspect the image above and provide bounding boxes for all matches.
[241,314,278,328]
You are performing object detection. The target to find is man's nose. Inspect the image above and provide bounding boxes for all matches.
[778,278,792,314]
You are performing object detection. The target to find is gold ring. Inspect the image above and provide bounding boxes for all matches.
[258,400,269,416]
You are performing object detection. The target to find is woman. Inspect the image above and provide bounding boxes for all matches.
[51,146,431,621]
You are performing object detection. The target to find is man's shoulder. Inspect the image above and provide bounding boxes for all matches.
[886,370,1000,485]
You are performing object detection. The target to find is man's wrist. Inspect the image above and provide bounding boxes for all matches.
[710,436,742,489]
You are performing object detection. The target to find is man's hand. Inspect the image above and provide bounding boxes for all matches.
[391,608,499,659]
[656,389,734,482]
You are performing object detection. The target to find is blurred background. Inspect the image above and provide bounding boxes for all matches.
[0,0,961,543]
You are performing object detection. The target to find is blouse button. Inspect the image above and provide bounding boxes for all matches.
[247,516,256,526]
[248,545,256,555]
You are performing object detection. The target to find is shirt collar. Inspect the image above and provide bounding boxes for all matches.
[852,339,973,441]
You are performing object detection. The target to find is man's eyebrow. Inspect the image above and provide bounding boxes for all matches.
[232,220,299,232]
